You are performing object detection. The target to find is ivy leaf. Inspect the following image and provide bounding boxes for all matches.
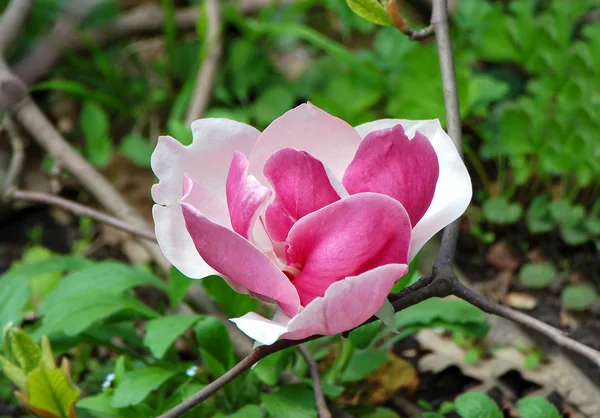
[348,321,380,349]
[27,367,80,417]
[516,397,561,418]
[346,0,392,26]
[143,315,200,359]
[518,263,557,289]
[454,392,502,418]
[561,285,598,311]
[119,134,153,167]
[483,197,523,224]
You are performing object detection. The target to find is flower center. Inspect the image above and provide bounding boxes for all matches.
[282,266,300,282]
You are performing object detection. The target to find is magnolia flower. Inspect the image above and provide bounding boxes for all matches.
[152,103,471,345]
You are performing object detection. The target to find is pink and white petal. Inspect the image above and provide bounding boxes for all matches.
[342,125,439,227]
[283,264,408,340]
[153,204,217,279]
[151,119,260,206]
[226,152,272,240]
[354,119,472,258]
[180,201,300,316]
[181,174,231,228]
[264,148,341,241]
[286,193,411,306]
[248,103,362,185]
[231,311,291,346]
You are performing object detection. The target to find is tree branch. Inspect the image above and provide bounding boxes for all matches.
[387,0,434,41]
[299,344,332,418]
[0,0,33,56]
[185,0,222,125]
[1,115,24,200]
[8,189,157,242]
[452,282,600,368]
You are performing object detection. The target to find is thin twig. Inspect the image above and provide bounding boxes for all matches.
[1,115,24,200]
[12,1,300,84]
[387,0,434,41]
[157,337,313,418]
[299,344,332,418]
[452,282,600,368]
[0,0,33,55]
[431,0,462,273]
[185,0,222,125]
[9,189,157,242]
[11,0,102,85]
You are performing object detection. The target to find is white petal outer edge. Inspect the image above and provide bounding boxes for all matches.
[354,119,472,259]
[151,119,260,206]
[231,264,408,345]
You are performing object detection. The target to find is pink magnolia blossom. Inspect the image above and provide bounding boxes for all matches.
[152,103,471,345]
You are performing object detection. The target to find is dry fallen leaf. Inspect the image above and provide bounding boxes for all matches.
[504,292,537,310]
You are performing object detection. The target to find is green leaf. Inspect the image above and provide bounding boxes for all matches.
[78,393,129,418]
[202,276,259,317]
[8,329,41,372]
[40,262,164,313]
[523,352,541,369]
[119,134,153,167]
[0,256,90,343]
[454,392,502,418]
[252,85,296,128]
[0,355,27,391]
[253,348,294,386]
[167,267,192,308]
[348,321,380,349]
[395,298,486,327]
[194,316,234,369]
[81,101,112,168]
[346,0,392,26]
[261,384,317,418]
[143,315,200,359]
[27,367,80,417]
[340,349,387,383]
[111,368,176,408]
[361,407,401,418]
[516,397,560,418]
[518,263,557,289]
[167,119,193,145]
[483,197,523,224]
[526,197,554,234]
[223,404,264,418]
[561,285,598,311]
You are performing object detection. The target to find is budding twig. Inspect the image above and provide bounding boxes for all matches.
[387,0,434,41]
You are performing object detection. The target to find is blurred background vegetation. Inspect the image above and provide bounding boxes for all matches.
[0,0,599,417]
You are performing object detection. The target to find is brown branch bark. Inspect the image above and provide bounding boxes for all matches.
[0,0,32,55]
[9,189,157,242]
[299,344,332,418]
[1,115,24,200]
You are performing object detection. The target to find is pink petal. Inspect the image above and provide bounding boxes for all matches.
[247,103,362,186]
[226,152,272,240]
[354,119,472,258]
[286,193,411,306]
[264,148,341,242]
[342,124,439,228]
[179,199,300,316]
[153,204,218,279]
[231,264,408,345]
[151,119,260,206]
